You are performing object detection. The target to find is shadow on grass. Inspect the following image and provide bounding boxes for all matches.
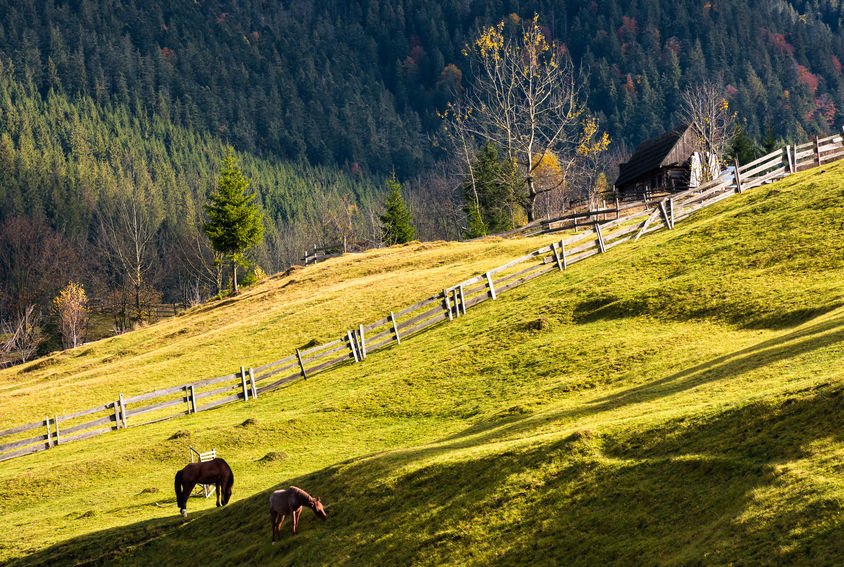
[433,311,844,451]
[572,287,843,331]
[13,383,842,566]
[590,312,844,410]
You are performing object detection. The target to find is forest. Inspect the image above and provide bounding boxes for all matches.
[2,0,844,357]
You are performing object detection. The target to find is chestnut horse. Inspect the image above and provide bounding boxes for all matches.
[174,458,234,517]
[269,486,327,541]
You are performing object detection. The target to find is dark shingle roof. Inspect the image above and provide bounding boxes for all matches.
[615,124,691,188]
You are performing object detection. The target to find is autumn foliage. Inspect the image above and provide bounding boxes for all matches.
[52,282,89,349]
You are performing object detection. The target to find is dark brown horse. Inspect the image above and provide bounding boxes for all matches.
[269,486,327,541]
[174,458,234,517]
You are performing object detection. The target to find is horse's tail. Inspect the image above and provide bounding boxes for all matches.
[175,469,185,509]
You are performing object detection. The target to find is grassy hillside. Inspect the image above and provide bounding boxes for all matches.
[1,162,843,565]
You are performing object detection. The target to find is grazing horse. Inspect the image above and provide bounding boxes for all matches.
[174,458,234,517]
[269,486,327,541]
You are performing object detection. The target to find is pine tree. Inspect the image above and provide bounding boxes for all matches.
[380,172,415,245]
[203,147,264,294]
[461,143,519,237]
[464,200,488,239]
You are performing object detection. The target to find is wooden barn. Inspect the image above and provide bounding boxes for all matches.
[614,124,698,200]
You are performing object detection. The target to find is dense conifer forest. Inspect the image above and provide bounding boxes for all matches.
[2,0,844,350]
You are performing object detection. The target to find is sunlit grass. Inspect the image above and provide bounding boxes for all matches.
[0,162,843,565]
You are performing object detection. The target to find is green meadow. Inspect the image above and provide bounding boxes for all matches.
[0,163,842,565]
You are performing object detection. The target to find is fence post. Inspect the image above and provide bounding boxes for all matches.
[814,134,821,167]
[296,349,307,379]
[442,289,453,321]
[390,311,401,345]
[45,416,53,447]
[485,272,497,300]
[560,240,568,268]
[458,285,467,315]
[240,366,249,401]
[658,200,673,230]
[551,242,564,271]
[347,330,360,362]
[615,197,620,219]
[452,288,461,317]
[358,324,367,359]
[119,393,127,428]
[734,158,743,194]
[113,401,121,430]
[784,145,794,174]
[189,385,197,413]
[594,222,607,253]
[54,415,61,445]
[249,368,257,398]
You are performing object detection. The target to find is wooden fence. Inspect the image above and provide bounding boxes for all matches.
[2,131,842,463]
[303,239,347,265]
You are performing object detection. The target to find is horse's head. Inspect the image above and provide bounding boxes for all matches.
[221,468,234,505]
[311,497,328,520]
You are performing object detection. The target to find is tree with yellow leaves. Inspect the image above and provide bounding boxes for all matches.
[52,282,89,349]
[456,14,610,222]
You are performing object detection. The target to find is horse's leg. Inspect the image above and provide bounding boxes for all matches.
[293,507,300,534]
[270,510,278,543]
[181,480,196,517]
[216,483,221,507]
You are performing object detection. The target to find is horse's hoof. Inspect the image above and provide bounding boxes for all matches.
[180,509,187,518]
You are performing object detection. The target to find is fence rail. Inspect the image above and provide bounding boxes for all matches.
[3,130,843,463]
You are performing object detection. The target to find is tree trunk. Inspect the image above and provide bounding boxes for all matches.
[231,258,238,295]
[526,177,538,223]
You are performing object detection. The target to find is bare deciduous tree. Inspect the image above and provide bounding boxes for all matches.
[0,217,79,319]
[177,228,226,298]
[1,304,43,366]
[680,81,736,181]
[98,179,160,322]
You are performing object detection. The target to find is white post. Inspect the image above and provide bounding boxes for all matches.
[240,366,249,401]
[347,330,360,362]
[485,272,497,300]
[390,311,401,345]
[551,242,564,271]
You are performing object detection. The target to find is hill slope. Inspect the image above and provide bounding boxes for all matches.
[1,163,843,565]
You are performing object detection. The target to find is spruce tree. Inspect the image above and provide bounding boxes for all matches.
[461,143,519,237]
[203,147,264,294]
[380,172,416,245]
